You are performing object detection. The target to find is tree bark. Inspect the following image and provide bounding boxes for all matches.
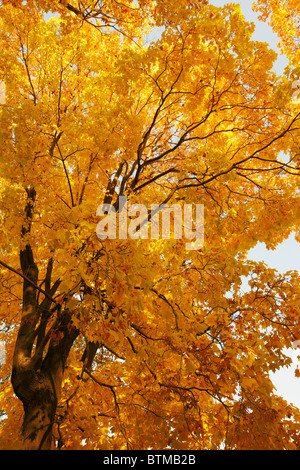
[11,187,79,449]
[12,367,57,449]
[11,309,79,449]
[12,326,79,449]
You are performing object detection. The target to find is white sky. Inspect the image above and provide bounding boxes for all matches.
[210,0,300,408]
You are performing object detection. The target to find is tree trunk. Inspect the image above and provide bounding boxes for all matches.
[11,186,81,449]
[11,314,79,449]
[12,367,58,449]
[11,193,79,446]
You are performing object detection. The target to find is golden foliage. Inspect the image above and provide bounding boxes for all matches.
[0,0,300,450]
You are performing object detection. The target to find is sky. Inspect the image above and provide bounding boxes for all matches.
[210,0,300,408]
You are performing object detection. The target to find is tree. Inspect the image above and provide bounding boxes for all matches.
[0,0,300,450]
[253,0,300,61]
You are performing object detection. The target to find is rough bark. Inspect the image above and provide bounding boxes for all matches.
[12,367,58,449]
[12,316,79,449]
[11,187,79,449]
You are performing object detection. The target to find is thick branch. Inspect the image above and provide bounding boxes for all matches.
[0,259,60,306]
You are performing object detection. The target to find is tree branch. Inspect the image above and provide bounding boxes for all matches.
[0,259,59,306]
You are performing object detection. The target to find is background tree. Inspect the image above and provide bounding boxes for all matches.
[1,0,300,450]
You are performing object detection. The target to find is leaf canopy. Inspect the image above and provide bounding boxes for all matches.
[0,0,300,450]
